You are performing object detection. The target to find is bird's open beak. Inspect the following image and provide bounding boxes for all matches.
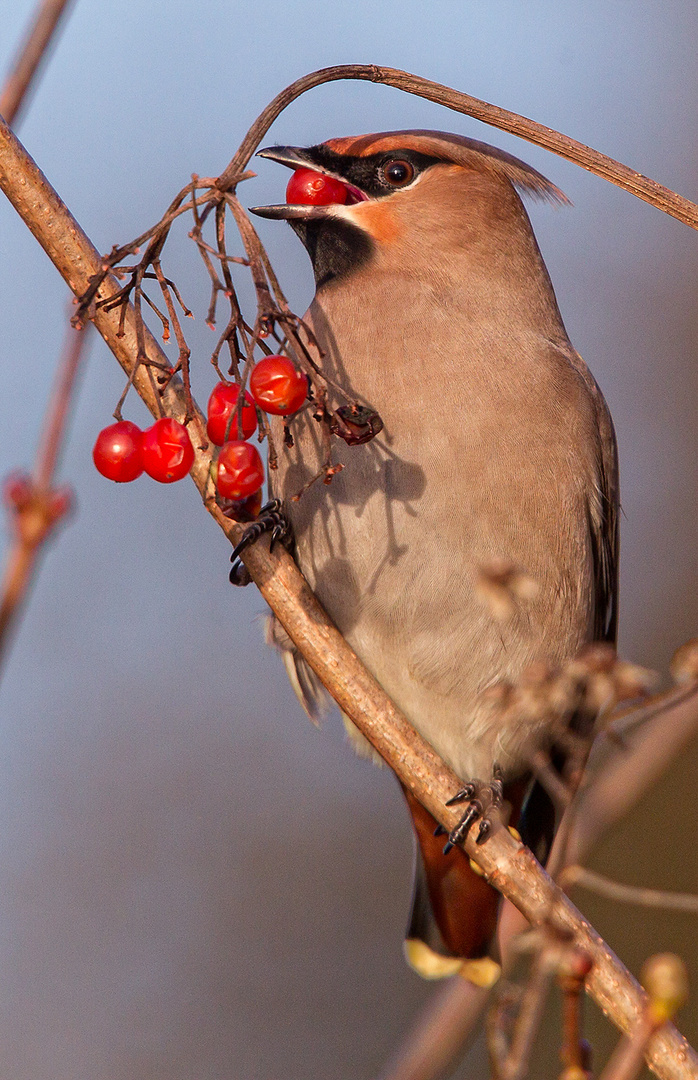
[256,145,315,170]
[251,145,326,220]
[249,203,334,221]
[250,144,366,220]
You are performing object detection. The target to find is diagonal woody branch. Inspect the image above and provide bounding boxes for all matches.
[1,111,697,1080]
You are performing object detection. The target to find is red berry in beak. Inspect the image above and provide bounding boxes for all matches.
[286,168,349,206]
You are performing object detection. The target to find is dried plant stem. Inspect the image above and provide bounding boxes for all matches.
[560,867,698,914]
[0,543,37,663]
[33,319,87,489]
[0,320,87,672]
[0,0,75,126]
[219,65,698,231]
[1,111,697,1080]
[0,0,83,677]
[497,957,554,1080]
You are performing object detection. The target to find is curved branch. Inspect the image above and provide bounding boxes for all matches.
[1,113,697,1080]
[218,65,698,231]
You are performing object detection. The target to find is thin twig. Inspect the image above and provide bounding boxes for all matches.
[33,319,86,490]
[0,0,85,679]
[0,0,75,126]
[560,867,698,914]
[0,321,88,674]
[498,954,554,1080]
[599,1013,666,1080]
[564,684,698,867]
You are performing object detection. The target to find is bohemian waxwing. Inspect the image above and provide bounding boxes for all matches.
[248,130,619,984]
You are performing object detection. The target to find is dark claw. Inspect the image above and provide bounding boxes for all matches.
[229,499,293,586]
[444,767,505,854]
[230,498,291,563]
[446,782,477,806]
[447,801,483,848]
[270,523,288,550]
[229,560,252,587]
[476,819,492,844]
[433,824,447,837]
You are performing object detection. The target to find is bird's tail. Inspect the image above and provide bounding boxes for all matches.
[401,776,551,986]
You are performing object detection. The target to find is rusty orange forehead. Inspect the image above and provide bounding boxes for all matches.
[323,130,441,157]
[320,130,566,204]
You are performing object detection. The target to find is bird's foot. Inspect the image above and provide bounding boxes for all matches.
[441,765,504,854]
[229,499,293,586]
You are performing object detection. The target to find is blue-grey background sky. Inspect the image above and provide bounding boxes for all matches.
[1,3,697,1078]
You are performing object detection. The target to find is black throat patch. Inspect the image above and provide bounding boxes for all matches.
[290,217,374,289]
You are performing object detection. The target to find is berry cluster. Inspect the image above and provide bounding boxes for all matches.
[92,355,309,503]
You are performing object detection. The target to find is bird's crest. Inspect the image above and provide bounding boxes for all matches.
[323,130,569,205]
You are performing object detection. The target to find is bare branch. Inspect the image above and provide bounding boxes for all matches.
[0,320,86,673]
[560,867,698,915]
[0,0,75,126]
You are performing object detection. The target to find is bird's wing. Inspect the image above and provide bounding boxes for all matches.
[548,341,619,645]
[571,351,620,645]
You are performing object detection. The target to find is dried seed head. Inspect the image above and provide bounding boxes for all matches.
[611,659,658,701]
[670,638,698,684]
[515,662,561,725]
[566,642,617,678]
[330,404,384,445]
[564,645,656,716]
[546,667,585,717]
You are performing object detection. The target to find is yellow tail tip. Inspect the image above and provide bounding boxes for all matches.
[404,939,501,987]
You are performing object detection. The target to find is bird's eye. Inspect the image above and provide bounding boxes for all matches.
[382,159,415,187]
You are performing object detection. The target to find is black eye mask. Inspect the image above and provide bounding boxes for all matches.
[303,146,441,198]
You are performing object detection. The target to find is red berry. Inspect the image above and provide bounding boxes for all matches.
[206,381,257,445]
[286,168,348,207]
[141,417,194,483]
[93,421,144,483]
[216,441,265,500]
[250,356,309,416]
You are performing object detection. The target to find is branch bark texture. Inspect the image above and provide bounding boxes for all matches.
[1,102,697,1080]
